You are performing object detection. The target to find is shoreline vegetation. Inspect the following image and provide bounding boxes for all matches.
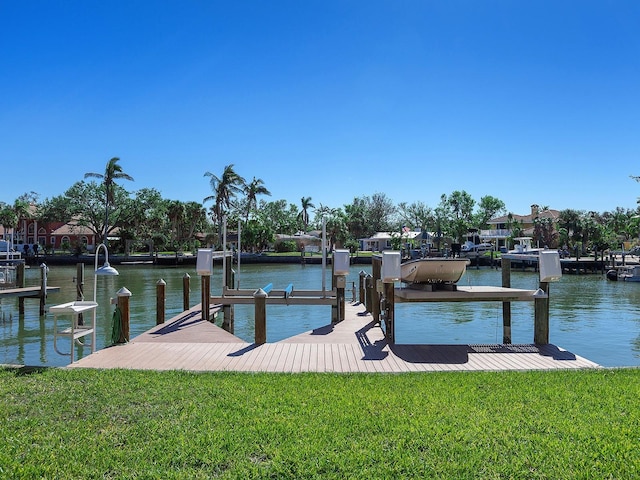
[1,367,638,478]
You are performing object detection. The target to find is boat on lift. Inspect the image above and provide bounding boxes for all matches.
[401,258,470,285]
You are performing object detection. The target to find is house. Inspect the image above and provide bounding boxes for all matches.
[359,230,426,252]
[0,204,100,253]
[481,204,561,249]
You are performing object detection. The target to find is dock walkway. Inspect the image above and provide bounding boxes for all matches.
[0,286,60,299]
[70,302,600,372]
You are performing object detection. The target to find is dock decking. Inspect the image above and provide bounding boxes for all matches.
[69,302,600,372]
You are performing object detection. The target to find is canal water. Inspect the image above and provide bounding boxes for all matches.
[1,263,638,368]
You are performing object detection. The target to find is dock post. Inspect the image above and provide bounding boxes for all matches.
[534,282,550,345]
[76,263,85,325]
[254,288,267,345]
[333,274,346,323]
[117,287,132,343]
[383,281,395,344]
[19,262,27,312]
[201,274,211,322]
[223,254,234,332]
[16,262,25,288]
[39,263,48,316]
[182,273,190,311]
[372,256,382,323]
[365,274,373,313]
[156,279,166,325]
[501,257,512,344]
[359,270,366,304]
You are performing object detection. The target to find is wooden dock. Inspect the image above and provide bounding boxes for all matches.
[69,302,600,372]
[0,286,60,299]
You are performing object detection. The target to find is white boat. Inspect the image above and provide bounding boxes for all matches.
[509,237,543,254]
[607,265,640,282]
[401,258,470,284]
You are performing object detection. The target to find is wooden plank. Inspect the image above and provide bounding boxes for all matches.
[0,286,60,298]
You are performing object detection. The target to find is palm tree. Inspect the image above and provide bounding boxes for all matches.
[203,164,246,244]
[299,196,315,232]
[0,205,18,246]
[243,177,271,224]
[11,199,31,245]
[85,157,134,244]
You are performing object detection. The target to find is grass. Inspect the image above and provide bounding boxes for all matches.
[1,368,638,479]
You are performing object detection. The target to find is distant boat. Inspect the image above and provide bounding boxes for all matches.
[401,258,470,285]
[509,237,543,254]
[607,265,640,282]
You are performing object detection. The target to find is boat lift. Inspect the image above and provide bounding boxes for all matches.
[197,218,350,344]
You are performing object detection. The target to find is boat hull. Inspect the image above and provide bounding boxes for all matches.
[400,258,470,284]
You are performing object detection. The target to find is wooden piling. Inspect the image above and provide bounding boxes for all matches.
[365,274,373,313]
[359,270,366,304]
[372,256,382,323]
[254,288,267,345]
[182,273,190,311]
[534,282,550,345]
[201,274,211,322]
[222,253,234,333]
[156,279,166,325]
[117,287,132,343]
[383,280,395,343]
[16,262,25,288]
[501,257,512,344]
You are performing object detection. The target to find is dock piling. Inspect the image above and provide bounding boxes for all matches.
[156,279,166,325]
[501,257,512,344]
[182,273,190,311]
[117,287,132,343]
[254,288,267,344]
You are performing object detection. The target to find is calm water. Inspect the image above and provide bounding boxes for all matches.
[1,263,638,368]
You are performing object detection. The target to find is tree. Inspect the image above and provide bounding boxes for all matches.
[84,157,134,244]
[344,197,368,241]
[474,195,506,229]
[118,188,167,254]
[257,200,299,236]
[298,196,315,232]
[533,216,557,248]
[203,164,246,245]
[366,192,397,233]
[0,205,18,244]
[439,191,475,243]
[397,201,435,233]
[43,181,130,244]
[243,177,271,224]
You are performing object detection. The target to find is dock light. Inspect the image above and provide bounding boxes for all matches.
[333,249,350,276]
[382,251,401,283]
[94,243,119,277]
[92,243,119,348]
[196,249,215,276]
[539,250,562,283]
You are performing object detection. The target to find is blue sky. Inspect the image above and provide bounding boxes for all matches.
[2,1,639,218]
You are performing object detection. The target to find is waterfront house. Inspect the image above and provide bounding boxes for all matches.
[480,204,561,250]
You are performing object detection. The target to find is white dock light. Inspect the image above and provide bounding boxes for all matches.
[382,250,401,283]
[333,249,350,276]
[196,249,215,276]
[539,250,562,282]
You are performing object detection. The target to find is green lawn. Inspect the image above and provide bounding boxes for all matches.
[1,368,638,479]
